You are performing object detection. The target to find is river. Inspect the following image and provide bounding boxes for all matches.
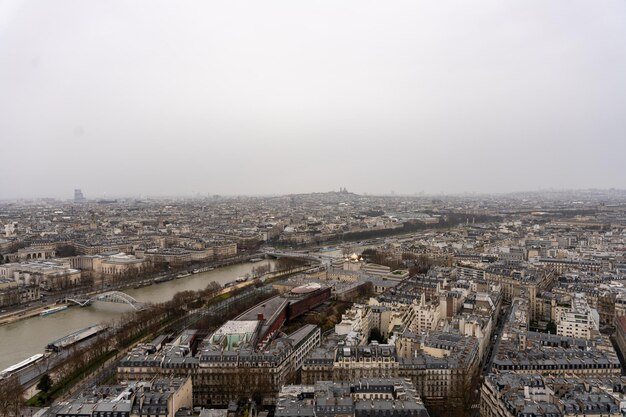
[0,260,277,370]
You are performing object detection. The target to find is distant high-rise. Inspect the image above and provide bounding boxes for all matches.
[74,189,86,203]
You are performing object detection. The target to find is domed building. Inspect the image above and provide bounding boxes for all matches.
[343,252,364,271]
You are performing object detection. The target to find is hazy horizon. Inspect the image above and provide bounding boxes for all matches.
[2,187,625,203]
[2,0,625,199]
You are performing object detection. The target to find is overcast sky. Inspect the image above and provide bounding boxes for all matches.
[1,0,625,199]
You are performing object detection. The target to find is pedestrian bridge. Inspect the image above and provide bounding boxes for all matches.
[65,291,145,311]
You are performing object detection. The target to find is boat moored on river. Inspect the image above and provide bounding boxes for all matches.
[46,324,108,352]
[0,353,44,379]
[40,305,68,316]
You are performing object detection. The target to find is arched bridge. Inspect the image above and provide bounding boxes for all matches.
[65,291,145,311]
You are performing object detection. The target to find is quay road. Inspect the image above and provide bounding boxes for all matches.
[0,253,267,326]
[1,244,371,372]
[0,300,71,326]
[53,277,281,407]
[13,332,106,388]
[0,259,278,371]
[6,260,284,404]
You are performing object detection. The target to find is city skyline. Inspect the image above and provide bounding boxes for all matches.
[2,185,626,414]
[0,186,625,202]
[2,1,626,415]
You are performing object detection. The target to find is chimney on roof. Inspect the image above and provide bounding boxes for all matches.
[258,313,264,321]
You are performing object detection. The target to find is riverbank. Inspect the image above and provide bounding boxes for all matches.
[0,259,283,371]
[0,303,71,326]
[22,264,308,404]
[0,254,270,328]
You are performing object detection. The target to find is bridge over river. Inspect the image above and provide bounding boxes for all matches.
[65,291,145,311]
[263,250,334,266]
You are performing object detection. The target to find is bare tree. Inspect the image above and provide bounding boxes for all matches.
[0,375,25,417]
[251,264,270,278]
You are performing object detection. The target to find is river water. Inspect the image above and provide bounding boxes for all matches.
[0,260,277,370]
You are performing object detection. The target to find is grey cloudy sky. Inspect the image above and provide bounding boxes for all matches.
[1,0,625,199]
